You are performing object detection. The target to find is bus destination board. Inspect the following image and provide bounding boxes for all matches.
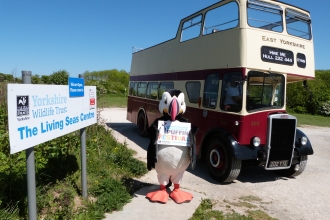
[261,46,294,66]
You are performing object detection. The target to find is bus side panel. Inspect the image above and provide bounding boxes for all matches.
[184,108,243,155]
[126,96,133,122]
[238,110,287,145]
[145,99,161,128]
[130,97,162,128]
[131,97,143,125]
[183,106,202,153]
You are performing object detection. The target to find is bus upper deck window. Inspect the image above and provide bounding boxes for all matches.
[181,15,202,42]
[203,2,239,35]
[285,9,311,40]
[247,0,283,33]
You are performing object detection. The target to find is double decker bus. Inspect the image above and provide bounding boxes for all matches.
[126,0,314,182]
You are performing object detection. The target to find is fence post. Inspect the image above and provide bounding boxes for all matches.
[79,73,87,199]
[23,71,37,220]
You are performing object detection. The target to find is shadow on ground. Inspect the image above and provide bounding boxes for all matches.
[106,122,287,185]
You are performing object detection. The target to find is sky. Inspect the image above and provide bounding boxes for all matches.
[0,0,329,77]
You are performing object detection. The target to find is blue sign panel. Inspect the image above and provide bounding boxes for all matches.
[69,77,84,97]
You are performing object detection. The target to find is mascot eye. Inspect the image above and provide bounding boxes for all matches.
[164,100,167,105]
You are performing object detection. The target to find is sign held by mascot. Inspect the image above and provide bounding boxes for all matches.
[157,121,191,146]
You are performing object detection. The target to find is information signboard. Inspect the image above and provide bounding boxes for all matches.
[157,120,191,146]
[261,46,294,66]
[69,77,84,97]
[7,84,97,154]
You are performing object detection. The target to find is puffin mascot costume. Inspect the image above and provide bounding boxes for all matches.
[146,89,198,204]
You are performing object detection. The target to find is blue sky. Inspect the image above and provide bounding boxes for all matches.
[0,0,329,77]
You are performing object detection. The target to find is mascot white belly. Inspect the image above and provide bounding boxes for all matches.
[155,145,190,183]
[146,90,198,204]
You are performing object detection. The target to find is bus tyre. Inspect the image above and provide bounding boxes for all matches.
[137,112,148,137]
[274,155,308,177]
[206,135,241,183]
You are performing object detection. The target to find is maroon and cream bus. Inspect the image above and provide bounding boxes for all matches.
[126,0,314,182]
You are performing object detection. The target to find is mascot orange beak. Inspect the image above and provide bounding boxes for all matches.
[169,97,179,121]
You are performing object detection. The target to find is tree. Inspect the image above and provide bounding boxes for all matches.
[49,70,69,85]
[83,69,129,95]
[287,70,330,115]
[0,73,14,82]
[41,75,51,84]
[32,74,42,84]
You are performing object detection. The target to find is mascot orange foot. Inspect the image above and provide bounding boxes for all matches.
[170,184,193,204]
[146,185,168,203]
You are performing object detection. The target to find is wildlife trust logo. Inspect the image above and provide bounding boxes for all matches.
[16,95,30,121]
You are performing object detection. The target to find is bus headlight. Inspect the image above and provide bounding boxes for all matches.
[300,136,307,145]
[252,136,261,147]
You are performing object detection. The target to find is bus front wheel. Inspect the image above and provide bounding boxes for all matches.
[137,112,148,137]
[206,135,242,183]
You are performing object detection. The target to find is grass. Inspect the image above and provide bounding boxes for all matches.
[289,112,330,127]
[190,198,277,220]
[239,196,262,202]
[98,94,127,108]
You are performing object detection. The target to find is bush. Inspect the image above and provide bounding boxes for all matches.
[319,101,330,116]
[92,178,131,212]
[287,70,330,115]
[49,70,69,85]
[0,202,19,220]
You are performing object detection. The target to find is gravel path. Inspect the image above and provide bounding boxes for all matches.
[102,108,330,220]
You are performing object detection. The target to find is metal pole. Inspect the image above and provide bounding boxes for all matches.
[23,71,37,220]
[79,74,87,198]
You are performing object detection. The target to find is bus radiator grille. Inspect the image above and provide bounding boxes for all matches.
[266,118,296,168]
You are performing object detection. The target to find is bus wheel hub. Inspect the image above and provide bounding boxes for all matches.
[210,149,221,167]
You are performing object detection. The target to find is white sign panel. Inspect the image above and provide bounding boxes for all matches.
[157,120,191,146]
[7,84,97,154]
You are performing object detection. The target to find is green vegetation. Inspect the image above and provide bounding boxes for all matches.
[289,112,330,127]
[84,69,129,96]
[190,199,226,220]
[287,70,330,116]
[0,74,147,219]
[1,68,130,97]
[98,94,128,108]
[190,198,277,220]
[239,196,262,202]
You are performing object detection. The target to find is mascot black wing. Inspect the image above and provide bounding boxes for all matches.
[146,89,198,204]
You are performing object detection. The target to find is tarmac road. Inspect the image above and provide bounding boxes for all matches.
[102,108,330,220]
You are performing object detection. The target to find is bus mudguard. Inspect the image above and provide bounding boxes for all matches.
[295,128,314,155]
[204,128,260,160]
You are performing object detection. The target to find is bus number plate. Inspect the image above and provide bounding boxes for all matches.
[269,160,288,168]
